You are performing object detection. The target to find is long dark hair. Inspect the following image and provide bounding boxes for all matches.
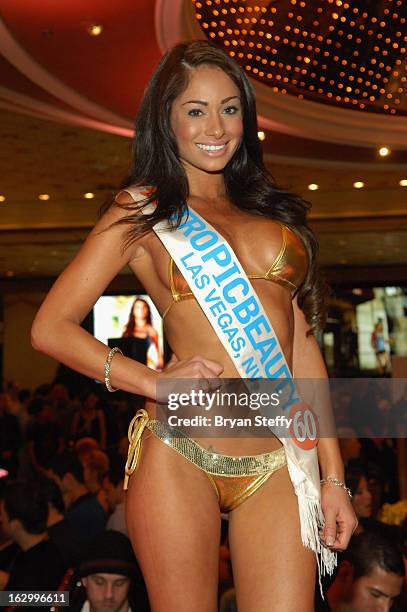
[123,298,152,337]
[105,41,327,331]
[345,464,369,497]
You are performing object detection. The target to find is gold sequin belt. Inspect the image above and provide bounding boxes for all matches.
[124,409,286,490]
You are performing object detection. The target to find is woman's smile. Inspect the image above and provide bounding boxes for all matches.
[195,141,229,155]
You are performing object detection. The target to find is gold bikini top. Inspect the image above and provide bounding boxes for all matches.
[162,222,308,320]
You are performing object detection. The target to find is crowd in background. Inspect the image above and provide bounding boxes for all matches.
[0,377,406,610]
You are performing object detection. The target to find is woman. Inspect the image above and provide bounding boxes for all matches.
[346,466,373,534]
[32,41,357,610]
[346,465,405,550]
[371,318,390,375]
[122,297,164,370]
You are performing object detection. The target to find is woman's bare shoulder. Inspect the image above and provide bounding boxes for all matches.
[114,184,153,206]
[91,185,153,247]
[93,185,153,235]
[114,190,135,206]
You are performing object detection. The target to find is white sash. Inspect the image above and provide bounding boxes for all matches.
[124,188,336,584]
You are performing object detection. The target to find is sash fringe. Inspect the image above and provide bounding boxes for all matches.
[295,482,337,598]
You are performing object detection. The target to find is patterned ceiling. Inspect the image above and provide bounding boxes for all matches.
[193,0,407,115]
[0,0,406,282]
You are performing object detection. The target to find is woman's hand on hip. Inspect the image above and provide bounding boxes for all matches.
[159,354,223,379]
[155,354,223,401]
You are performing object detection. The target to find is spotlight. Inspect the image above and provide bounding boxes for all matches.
[84,193,95,199]
[308,183,319,191]
[353,181,364,189]
[87,24,103,36]
[378,146,391,157]
[38,194,50,201]
[257,131,266,141]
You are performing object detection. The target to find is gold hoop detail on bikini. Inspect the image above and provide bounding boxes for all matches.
[124,408,150,490]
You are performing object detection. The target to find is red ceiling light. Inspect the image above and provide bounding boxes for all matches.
[86,23,103,37]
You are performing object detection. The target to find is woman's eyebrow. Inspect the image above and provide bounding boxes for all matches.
[181,95,240,106]
[221,95,240,104]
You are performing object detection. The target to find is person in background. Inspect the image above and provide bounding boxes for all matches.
[9,388,32,435]
[122,298,164,371]
[103,456,127,535]
[0,481,67,593]
[345,464,404,549]
[371,318,390,375]
[325,531,405,611]
[346,465,373,532]
[337,428,361,469]
[75,437,100,464]
[26,397,64,474]
[49,451,106,542]
[69,530,149,612]
[71,390,107,450]
[4,381,22,419]
[0,393,21,479]
[82,449,110,514]
[39,476,81,568]
[49,382,76,436]
[359,437,399,509]
[0,483,20,590]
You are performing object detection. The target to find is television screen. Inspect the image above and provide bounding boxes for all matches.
[93,294,164,371]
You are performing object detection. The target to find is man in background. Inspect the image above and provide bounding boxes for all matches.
[0,481,66,593]
[49,451,106,542]
[326,531,405,611]
[71,530,149,612]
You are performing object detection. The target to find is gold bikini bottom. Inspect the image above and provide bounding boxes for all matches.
[124,409,287,513]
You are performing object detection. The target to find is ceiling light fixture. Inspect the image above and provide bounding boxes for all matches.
[257,131,266,140]
[38,194,50,201]
[353,181,364,188]
[378,146,391,156]
[308,183,319,190]
[0,195,6,202]
[399,179,407,187]
[84,192,95,199]
[87,24,103,36]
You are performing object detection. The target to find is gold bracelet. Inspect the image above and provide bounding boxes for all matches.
[320,476,352,498]
[104,347,123,392]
